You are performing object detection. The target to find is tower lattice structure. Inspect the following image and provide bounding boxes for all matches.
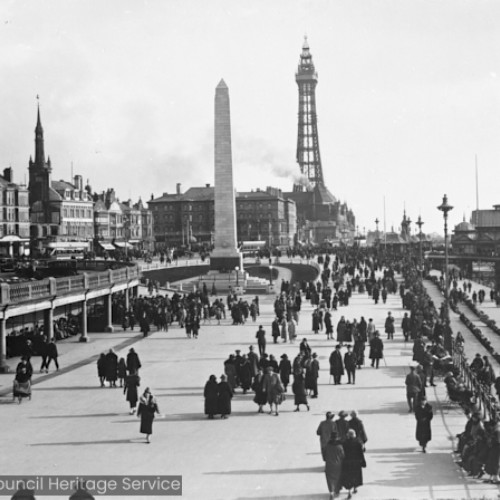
[294,37,324,192]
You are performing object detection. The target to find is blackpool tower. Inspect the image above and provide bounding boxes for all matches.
[286,37,356,244]
[294,36,324,190]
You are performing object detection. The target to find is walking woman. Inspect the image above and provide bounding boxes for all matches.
[137,388,160,443]
[124,370,141,414]
[97,353,106,387]
[252,368,267,413]
[262,366,285,416]
[217,374,233,419]
[324,431,345,499]
[293,368,309,412]
[341,429,366,498]
[415,396,433,452]
[203,375,219,419]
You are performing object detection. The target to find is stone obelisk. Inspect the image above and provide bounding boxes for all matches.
[210,79,242,272]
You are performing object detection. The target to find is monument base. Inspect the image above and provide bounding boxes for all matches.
[202,269,247,294]
[209,255,242,273]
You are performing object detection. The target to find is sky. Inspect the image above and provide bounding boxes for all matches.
[1,0,500,235]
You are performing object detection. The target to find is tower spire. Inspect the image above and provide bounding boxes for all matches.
[34,95,45,166]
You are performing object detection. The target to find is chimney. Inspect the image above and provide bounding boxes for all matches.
[206,183,210,188]
[3,167,12,183]
[176,183,181,195]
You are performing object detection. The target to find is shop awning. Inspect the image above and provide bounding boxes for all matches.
[114,242,133,249]
[99,243,115,251]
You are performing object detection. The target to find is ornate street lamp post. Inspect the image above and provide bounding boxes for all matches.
[375,218,380,247]
[437,195,453,321]
[235,266,239,287]
[416,215,424,276]
[269,265,273,286]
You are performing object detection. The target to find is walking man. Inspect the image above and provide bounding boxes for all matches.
[344,345,357,385]
[46,339,59,372]
[255,325,266,356]
[405,366,422,413]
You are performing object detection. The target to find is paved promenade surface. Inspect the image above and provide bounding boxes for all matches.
[1,278,499,499]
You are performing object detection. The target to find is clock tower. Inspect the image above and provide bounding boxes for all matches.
[28,102,52,210]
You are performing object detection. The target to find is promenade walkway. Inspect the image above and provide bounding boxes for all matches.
[1,278,499,499]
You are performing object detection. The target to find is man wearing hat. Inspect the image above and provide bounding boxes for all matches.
[308,353,320,398]
[344,345,357,385]
[405,365,422,412]
[329,345,344,385]
[255,325,266,356]
[278,354,292,392]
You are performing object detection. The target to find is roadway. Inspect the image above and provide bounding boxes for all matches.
[1,275,498,499]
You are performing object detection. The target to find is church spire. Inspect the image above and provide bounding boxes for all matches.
[34,96,45,166]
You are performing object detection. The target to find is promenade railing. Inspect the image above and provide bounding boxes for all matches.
[0,265,140,306]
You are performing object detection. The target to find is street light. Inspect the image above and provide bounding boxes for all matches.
[437,194,453,321]
[375,218,380,247]
[235,266,239,287]
[416,215,424,276]
[269,264,273,286]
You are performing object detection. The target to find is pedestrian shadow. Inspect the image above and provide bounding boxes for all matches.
[368,446,419,454]
[35,386,104,391]
[155,392,203,398]
[332,385,403,390]
[367,452,458,487]
[205,466,323,475]
[235,495,328,500]
[30,438,139,446]
[32,413,122,419]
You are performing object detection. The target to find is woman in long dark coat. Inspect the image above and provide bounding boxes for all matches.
[105,349,118,387]
[124,371,141,414]
[278,354,292,392]
[414,397,433,452]
[97,353,106,387]
[203,375,219,419]
[137,388,160,443]
[292,369,309,411]
[324,432,344,498]
[217,374,233,419]
[252,368,267,413]
[341,429,366,497]
[239,356,253,394]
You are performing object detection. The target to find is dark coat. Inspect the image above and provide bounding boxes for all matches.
[329,350,345,376]
[124,374,140,407]
[126,351,141,374]
[97,355,106,378]
[105,351,118,381]
[324,440,344,493]
[278,359,292,386]
[217,381,233,415]
[415,402,433,445]
[252,374,267,406]
[341,438,365,489]
[239,361,253,391]
[292,373,308,405]
[204,380,219,415]
[349,417,368,445]
[369,337,384,360]
[137,397,159,435]
[344,352,357,372]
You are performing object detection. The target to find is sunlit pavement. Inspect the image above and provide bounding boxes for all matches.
[1,276,499,500]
